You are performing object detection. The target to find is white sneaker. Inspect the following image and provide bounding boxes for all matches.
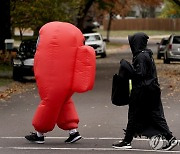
[162,137,178,151]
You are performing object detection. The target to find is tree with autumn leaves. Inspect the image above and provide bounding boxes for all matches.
[160,0,180,18]
[97,0,163,40]
[0,0,179,50]
[10,0,81,39]
[135,0,163,18]
[9,0,176,37]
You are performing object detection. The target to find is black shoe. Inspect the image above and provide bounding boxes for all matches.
[112,140,132,149]
[25,132,45,144]
[162,137,178,151]
[65,132,82,143]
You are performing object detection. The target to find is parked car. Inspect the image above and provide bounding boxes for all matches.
[84,33,107,58]
[12,39,37,81]
[163,35,180,64]
[157,37,168,59]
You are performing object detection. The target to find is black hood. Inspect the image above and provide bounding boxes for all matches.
[128,32,149,56]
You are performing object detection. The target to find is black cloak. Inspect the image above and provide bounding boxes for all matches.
[124,32,172,139]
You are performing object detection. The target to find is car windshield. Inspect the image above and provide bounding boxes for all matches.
[84,35,101,42]
[18,40,37,59]
[173,36,180,44]
[162,39,168,45]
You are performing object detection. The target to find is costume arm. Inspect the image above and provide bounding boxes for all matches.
[72,46,96,93]
[119,59,135,79]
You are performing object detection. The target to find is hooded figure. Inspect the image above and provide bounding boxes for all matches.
[112,32,178,150]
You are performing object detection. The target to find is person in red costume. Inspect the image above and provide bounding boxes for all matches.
[25,21,96,144]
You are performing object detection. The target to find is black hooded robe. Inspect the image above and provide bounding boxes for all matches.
[123,32,173,143]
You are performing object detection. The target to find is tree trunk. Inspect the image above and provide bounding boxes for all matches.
[19,28,23,41]
[149,7,155,18]
[106,11,113,42]
[0,0,11,50]
[76,0,95,32]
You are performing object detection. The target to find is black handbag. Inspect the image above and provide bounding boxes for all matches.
[111,74,129,106]
[111,59,133,106]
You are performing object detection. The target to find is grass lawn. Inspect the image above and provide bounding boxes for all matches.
[0,78,13,87]
[96,29,180,38]
[0,64,12,72]
[0,64,13,87]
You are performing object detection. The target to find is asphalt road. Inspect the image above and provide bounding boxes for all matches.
[0,44,180,154]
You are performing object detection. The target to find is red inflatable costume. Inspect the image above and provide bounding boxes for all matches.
[32,22,96,133]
